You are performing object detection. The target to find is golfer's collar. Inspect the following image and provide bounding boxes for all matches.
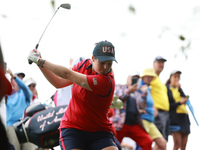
[86,64,112,75]
[86,64,99,75]
[86,64,92,70]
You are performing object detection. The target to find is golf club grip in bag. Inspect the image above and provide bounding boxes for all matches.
[13,103,67,148]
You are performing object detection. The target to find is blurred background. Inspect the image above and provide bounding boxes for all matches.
[0,0,199,149]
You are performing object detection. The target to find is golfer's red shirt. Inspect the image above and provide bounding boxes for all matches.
[59,59,115,132]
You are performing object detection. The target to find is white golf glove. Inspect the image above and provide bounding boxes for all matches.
[27,52,40,64]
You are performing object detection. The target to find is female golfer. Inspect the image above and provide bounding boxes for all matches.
[28,40,118,150]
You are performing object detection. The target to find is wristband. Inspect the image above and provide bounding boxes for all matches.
[38,59,46,68]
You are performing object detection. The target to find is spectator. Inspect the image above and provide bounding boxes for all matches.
[14,72,25,80]
[166,70,190,150]
[113,73,153,150]
[135,68,167,150]
[24,77,39,104]
[0,43,14,150]
[24,77,47,150]
[28,40,119,150]
[150,56,170,148]
[6,69,35,150]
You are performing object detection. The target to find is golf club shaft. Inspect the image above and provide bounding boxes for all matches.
[28,7,60,64]
[28,3,71,64]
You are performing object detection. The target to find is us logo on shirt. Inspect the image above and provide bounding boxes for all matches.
[93,78,97,85]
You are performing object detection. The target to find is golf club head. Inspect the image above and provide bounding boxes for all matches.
[60,4,71,10]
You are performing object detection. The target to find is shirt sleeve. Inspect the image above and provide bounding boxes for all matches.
[87,74,113,96]
[15,76,32,103]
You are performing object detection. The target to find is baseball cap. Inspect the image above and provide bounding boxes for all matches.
[15,72,25,78]
[141,68,156,78]
[24,78,36,86]
[170,70,182,76]
[154,56,167,62]
[131,71,140,77]
[93,40,117,63]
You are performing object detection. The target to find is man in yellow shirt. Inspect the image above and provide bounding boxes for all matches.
[150,56,170,150]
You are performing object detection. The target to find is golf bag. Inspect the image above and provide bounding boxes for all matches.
[13,102,67,148]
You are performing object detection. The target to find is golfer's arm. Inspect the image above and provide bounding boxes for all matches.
[38,61,72,88]
[41,59,92,91]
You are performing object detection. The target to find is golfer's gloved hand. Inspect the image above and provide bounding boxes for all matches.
[27,52,40,64]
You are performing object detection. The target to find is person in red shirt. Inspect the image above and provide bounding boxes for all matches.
[28,40,118,150]
[0,43,14,150]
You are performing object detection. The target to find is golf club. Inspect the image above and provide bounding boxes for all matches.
[29,3,71,64]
